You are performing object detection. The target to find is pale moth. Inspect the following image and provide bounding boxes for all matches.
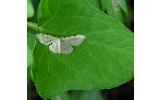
[36,33,86,54]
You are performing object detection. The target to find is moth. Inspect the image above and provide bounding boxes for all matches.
[36,33,86,54]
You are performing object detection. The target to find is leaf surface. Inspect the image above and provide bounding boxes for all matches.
[70,90,103,100]
[87,0,102,10]
[119,0,128,14]
[32,0,134,99]
[101,0,128,22]
[27,0,34,18]
[27,32,36,67]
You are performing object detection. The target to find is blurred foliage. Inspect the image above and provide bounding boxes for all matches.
[101,0,128,22]
[27,0,34,18]
[69,90,103,100]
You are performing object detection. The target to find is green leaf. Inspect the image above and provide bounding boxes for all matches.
[51,92,70,100]
[119,0,128,14]
[27,65,33,83]
[70,90,103,100]
[27,32,36,67]
[80,90,103,100]
[27,0,34,18]
[87,0,102,10]
[101,0,128,22]
[27,22,39,31]
[27,47,33,67]
[27,32,36,83]
[51,90,103,100]
[32,0,134,99]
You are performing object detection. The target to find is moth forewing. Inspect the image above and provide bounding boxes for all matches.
[61,38,74,54]
[49,39,61,53]
[36,33,58,45]
[63,35,86,46]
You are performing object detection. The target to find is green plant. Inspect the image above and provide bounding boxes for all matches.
[27,0,134,99]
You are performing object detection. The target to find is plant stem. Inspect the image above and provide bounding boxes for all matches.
[27,22,39,31]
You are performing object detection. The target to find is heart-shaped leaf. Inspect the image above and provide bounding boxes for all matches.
[32,0,134,99]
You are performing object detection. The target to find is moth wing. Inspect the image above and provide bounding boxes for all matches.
[61,38,74,54]
[63,35,86,46]
[49,39,61,53]
[36,33,58,45]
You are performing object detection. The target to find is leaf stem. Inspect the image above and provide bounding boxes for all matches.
[27,22,39,31]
